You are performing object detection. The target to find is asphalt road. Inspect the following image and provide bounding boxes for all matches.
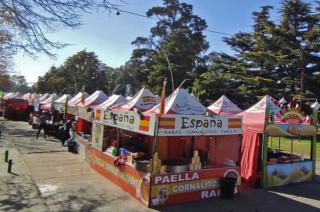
[1,118,320,212]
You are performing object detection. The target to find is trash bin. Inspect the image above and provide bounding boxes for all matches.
[68,141,78,154]
[219,177,237,199]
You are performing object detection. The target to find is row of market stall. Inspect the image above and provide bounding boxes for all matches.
[1,89,319,207]
[63,88,318,207]
[67,88,242,207]
[1,92,66,113]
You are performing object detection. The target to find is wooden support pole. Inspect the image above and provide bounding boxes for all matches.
[261,135,268,188]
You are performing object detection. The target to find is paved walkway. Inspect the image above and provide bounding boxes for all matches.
[0,126,48,211]
[1,118,320,211]
[0,118,153,212]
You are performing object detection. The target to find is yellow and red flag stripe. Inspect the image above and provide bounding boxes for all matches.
[139,116,150,131]
[95,109,101,121]
[159,117,176,129]
[228,118,241,128]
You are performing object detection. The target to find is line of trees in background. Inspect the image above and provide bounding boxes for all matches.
[0,0,118,93]
[0,73,31,93]
[10,0,320,108]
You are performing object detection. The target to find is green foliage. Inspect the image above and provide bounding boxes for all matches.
[9,75,30,93]
[0,71,13,92]
[194,0,320,107]
[113,62,141,95]
[33,0,320,110]
[130,0,209,94]
[0,72,30,93]
[193,53,244,106]
[33,50,115,95]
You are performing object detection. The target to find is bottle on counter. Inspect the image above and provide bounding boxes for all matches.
[190,150,201,171]
[300,152,305,161]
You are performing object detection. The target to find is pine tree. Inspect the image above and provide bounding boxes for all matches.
[130,0,209,93]
[195,0,320,106]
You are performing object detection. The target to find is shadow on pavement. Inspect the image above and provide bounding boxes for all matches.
[159,183,320,212]
[1,118,320,212]
[0,176,45,211]
[0,119,66,154]
[42,185,139,212]
[0,177,128,212]
[267,181,320,201]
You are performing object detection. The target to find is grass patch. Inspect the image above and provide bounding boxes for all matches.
[268,137,320,160]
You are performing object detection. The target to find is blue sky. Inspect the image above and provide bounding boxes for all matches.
[13,0,312,84]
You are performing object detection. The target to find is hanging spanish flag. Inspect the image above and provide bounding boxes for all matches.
[228,118,242,128]
[95,109,101,121]
[159,79,167,115]
[159,117,176,129]
[139,116,150,131]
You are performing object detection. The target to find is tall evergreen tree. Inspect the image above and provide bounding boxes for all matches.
[194,0,320,106]
[131,0,209,93]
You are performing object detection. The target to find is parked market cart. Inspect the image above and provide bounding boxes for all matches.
[241,95,317,188]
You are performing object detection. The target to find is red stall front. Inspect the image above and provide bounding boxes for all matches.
[89,88,243,208]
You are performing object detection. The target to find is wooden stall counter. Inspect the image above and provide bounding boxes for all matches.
[90,148,151,206]
[90,146,240,208]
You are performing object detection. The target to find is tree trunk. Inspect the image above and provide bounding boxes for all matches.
[300,69,305,103]
[291,83,295,94]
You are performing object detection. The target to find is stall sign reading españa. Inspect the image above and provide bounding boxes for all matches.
[100,109,156,136]
[157,115,242,136]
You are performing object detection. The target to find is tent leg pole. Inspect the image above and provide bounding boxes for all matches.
[148,116,159,208]
[291,138,293,163]
[261,135,268,188]
[312,135,316,179]
[116,128,119,147]
[311,109,318,179]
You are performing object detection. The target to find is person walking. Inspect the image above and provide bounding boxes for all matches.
[61,117,74,146]
[36,111,50,139]
[67,120,78,153]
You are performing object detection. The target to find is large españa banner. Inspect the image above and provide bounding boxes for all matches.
[96,109,242,137]
[158,115,242,136]
[97,109,156,136]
